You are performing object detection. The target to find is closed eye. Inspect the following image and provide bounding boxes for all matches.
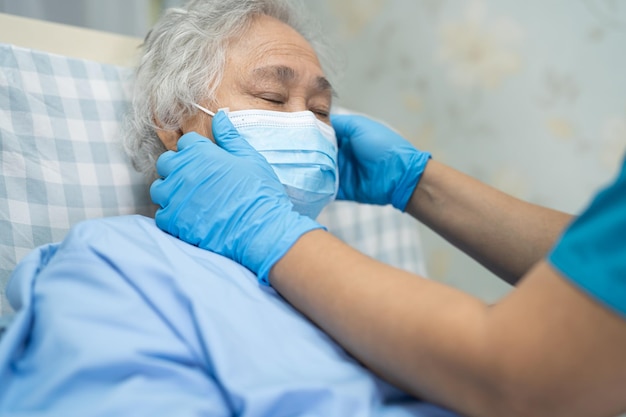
[258,94,286,105]
[312,109,330,118]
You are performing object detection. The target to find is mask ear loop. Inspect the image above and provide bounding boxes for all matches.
[192,102,215,117]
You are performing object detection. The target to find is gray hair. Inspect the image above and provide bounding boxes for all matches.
[123,0,335,180]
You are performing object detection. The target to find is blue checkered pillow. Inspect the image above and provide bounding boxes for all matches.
[0,43,428,315]
[0,44,154,314]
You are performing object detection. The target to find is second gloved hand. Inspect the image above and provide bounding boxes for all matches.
[332,114,431,211]
[150,111,324,284]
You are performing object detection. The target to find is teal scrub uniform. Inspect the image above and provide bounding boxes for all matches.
[549,155,626,319]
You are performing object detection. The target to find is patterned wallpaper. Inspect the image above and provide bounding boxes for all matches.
[305,0,626,301]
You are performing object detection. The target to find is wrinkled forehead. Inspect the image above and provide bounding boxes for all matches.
[225,14,324,75]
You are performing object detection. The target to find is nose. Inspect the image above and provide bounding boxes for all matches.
[284,97,309,113]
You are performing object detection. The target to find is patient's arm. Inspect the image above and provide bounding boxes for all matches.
[270,230,626,417]
[406,160,573,285]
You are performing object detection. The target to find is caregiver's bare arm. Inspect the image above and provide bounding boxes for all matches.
[407,160,573,285]
[270,230,626,417]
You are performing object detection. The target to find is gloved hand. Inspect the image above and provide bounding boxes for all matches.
[331,114,431,211]
[150,111,324,285]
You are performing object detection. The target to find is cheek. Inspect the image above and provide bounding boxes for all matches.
[181,115,214,142]
[214,82,269,112]
[214,95,259,113]
[213,79,252,112]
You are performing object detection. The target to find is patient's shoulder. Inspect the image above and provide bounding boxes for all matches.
[62,215,170,254]
[63,215,236,270]
[59,215,252,285]
[67,215,156,239]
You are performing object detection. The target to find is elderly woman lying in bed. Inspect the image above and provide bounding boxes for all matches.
[0,1,456,415]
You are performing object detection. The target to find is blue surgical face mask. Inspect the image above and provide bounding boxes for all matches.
[193,104,338,219]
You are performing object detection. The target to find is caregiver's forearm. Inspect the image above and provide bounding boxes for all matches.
[270,229,497,416]
[270,233,626,417]
[406,160,573,285]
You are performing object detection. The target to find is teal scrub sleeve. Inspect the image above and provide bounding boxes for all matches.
[548,154,626,320]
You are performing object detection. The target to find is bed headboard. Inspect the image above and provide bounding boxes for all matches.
[0,12,141,66]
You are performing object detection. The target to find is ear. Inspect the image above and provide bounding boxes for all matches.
[156,127,183,151]
[154,113,213,151]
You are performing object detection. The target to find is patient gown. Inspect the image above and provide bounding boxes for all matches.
[0,215,459,417]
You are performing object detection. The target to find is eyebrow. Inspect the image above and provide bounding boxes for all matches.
[251,65,336,97]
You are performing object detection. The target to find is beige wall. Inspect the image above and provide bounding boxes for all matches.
[304,0,626,302]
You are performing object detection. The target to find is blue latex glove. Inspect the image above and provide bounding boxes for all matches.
[150,111,324,284]
[331,114,431,211]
